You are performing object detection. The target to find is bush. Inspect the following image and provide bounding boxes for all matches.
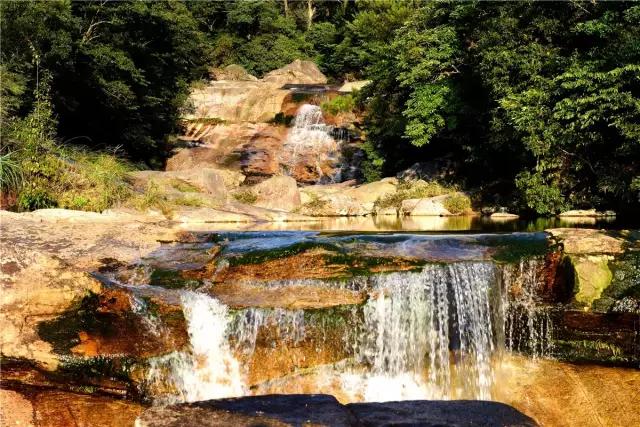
[444,193,471,214]
[321,94,356,115]
[3,82,136,212]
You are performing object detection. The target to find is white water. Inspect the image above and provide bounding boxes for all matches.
[281,104,345,182]
[144,261,553,404]
[343,262,496,401]
[146,291,245,404]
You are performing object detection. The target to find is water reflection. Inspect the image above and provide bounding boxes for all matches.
[180,215,618,233]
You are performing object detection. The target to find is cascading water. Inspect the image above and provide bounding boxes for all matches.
[343,262,496,401]
[146,291,245,404]
[501,258,554,358]
[281,104,346,183]
[143,259,554,404]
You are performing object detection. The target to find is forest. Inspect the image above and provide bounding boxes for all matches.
[1,0,639,216]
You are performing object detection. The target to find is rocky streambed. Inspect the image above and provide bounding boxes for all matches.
[1,210,639,426]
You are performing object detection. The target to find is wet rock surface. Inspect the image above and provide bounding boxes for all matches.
[136,394,537,427]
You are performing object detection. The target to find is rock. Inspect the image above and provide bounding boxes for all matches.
[262,60,328,85]
[298,193,373,216]
[491,212,520,219]
[0,389,34,427]
[173,123,287,183]
[0,210,180,369]
[559,209,616,217]
[136,394,537,427]
[185,81,289,123]
[209,64,257,81]
[171,203,312,224]
[209,282,365,310]
[347,400,538,427]
[547,228,626,255]
[569,255,614,309]
[129,168,229,204]
[401,195,452,216]
[342,178,397,205]
[33,390,144,427]
[251,176,301,212]
[337,80,370,93]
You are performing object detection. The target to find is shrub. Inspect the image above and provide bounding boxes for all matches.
[444,193,472,214]
[321,94,356,115]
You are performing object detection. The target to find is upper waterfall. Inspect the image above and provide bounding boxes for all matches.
[281,104,346,183]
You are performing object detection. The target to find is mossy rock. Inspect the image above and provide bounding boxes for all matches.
[568,255,613,309]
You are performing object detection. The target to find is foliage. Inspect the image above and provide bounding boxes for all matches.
[443,193,472,214]
[2,80,135,212]
[359,1,640,215]
[2,0,209,164]
[0,149,23,194]
[321,94,356,115]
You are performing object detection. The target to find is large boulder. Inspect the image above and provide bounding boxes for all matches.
[337,80,370,93]
[547,228,626,255]
[129,168,230,204]
[401,195,452,216]
[342,178,397,205]
[185,81,289,123]
[299,193,373,216]
[262,60,328,85]
[251,176,301,212]
[136,395,355,427]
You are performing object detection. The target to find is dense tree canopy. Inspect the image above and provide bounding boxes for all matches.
[1,0,638,215]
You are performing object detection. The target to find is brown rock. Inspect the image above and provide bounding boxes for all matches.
[33,390,144,427]
[262,60,328,85]
[0,389,34,427]
[251,176,301,212]
[547,228,626,255]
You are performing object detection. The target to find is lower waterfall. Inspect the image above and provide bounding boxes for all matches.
[145,260,551,404]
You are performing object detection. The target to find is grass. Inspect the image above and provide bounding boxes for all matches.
[233,189,258,205]
[0,148,23,194]
[170,178,199,193]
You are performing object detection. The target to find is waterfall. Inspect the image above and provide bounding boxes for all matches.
[146,291,246,404]
[143,260,554,404]
[501,258,554,358]
[342,262,496,401]
[281,104,346,183]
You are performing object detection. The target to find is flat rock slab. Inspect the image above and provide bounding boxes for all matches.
[136,394,537,427]
[136,394,356,427]
[348,400,538,427]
